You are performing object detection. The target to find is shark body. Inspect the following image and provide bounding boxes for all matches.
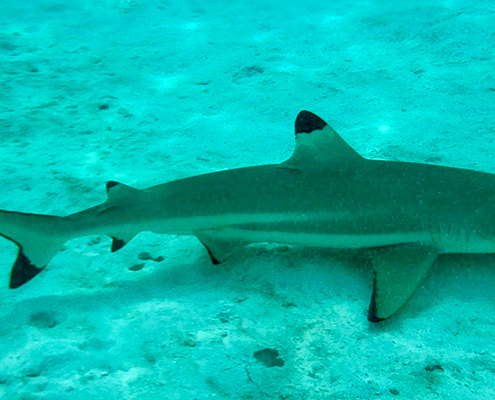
[2,111,495,321]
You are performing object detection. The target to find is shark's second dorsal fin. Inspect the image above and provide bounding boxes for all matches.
[106,181,139,202]
[104,181,139,253]
[284,111,364,168]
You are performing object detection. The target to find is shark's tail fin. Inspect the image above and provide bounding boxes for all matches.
[0,210,73,288]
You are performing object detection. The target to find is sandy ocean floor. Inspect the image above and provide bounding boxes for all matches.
[1,0,495,398]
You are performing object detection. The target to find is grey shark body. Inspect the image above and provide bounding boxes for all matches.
[2,111,495,321]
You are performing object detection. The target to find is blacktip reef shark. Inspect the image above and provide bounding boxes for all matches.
[2,111,495,322]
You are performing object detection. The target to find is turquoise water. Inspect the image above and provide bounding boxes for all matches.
[1,0,495,398]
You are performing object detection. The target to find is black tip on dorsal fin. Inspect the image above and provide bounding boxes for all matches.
[9,248,44,289]
[106,181,120,191]
[105,181,138,202]
[295,110,327,135]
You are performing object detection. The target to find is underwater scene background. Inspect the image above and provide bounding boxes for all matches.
[1,0,495,398]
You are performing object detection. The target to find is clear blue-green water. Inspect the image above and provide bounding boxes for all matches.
[1,1,495,398]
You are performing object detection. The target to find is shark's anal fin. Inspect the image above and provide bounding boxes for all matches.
[10,248,44,289]
[368,243,438,322]
[109,232,136,252]
[111,237,128,252]
[103,181,139,253]
[196,231,250,265]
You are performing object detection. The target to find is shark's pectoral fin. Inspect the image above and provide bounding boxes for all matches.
[196,231,250,264]
[368,243,438,322]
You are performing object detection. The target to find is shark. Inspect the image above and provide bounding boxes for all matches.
[1,110,494,322]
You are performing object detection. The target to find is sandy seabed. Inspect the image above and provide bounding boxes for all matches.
[1,0,495,398]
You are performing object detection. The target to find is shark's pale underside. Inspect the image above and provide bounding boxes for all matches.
[2,111,494,321]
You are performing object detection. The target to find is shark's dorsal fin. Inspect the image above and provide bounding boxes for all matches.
[103,181,139,252]
[106,181,139,202]
[284,111,364,168]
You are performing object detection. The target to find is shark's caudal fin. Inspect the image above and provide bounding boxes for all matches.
[0,211,73,288]
[2,181,138,288]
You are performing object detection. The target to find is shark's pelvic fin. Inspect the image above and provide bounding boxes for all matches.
[368,244,438,322]
[285,110,364,168]
[196,231,251,264]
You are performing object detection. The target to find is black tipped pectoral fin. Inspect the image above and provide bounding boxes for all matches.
[199,240,222,265]
[196,231,250,265]
[367,244,438,322]
[9,248,44,289]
